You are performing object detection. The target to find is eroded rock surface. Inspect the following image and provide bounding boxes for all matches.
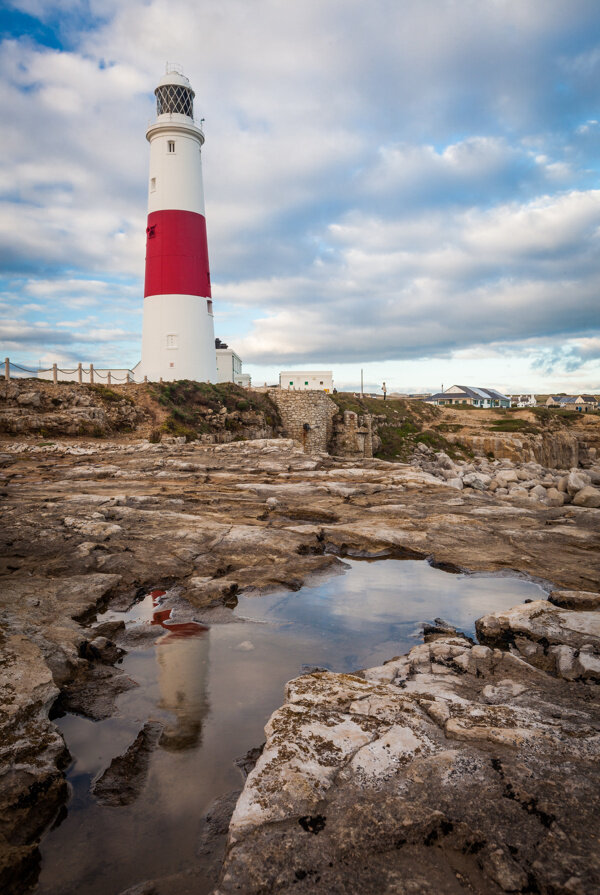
[216,603,600,895]
[92,722,163,806]
[1,435,599,893]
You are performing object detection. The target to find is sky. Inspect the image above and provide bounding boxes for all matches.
[1,0,600,394]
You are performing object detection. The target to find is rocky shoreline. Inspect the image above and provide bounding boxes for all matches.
[1,435,599,894]
[217,593,600,895]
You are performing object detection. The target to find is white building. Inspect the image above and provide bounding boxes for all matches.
[426,385,510,408]
[138,67,217,383]
[510,394,537,408]
[279,371,333,392]
[216,347,242,383]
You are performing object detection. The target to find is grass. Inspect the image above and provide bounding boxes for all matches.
[487,418,537,433]
[529,406,591,426]
[150,380,281,441]
[87,384,134,405]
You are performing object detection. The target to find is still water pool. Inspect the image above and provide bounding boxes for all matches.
[36,558,547,895]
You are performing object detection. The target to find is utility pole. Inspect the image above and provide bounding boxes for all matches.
[360,368,364,398]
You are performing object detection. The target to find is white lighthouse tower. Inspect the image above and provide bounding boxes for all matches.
[140,66,217,383]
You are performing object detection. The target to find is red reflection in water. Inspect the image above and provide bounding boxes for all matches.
[148,589,207,641]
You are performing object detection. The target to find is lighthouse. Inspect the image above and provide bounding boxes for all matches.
[140,66,217,383]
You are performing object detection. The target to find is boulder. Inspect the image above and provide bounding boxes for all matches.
[529,484,548,502]
[566,469,591,496]
[572,486,600,508]
[508,486,528,498]
[16,392,41,407]
[462,472,491,490]
[545,487,565,507]
[476,601,600,681]
[495,469,518,486]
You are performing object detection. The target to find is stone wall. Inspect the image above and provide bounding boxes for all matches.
[269,390,338,453]
[331,410,374,458]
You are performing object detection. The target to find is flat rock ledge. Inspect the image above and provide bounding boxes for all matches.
[215,599,600,895]
[1,436,600,892]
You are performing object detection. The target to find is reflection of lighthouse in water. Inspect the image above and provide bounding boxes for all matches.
[149,590,210,751]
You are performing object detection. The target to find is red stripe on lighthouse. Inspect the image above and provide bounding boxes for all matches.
[144,209,211,298]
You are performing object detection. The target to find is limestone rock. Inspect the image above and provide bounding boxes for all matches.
[92,722,162,806]
[545,487,565,507]
[216,605,600,895]
[566,469,591,496]
[16,392,41,407]
[2,432,600,892]
[476,600,600,680]
[549,590,600,610]
[572,485,600,508]
[529,484,548,502]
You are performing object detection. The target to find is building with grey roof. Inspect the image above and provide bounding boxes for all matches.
[426,385,510,408]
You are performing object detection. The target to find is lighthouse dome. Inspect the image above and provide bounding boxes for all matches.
[155,67,195,119]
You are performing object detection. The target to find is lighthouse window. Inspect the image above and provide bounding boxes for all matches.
[207,300,213,314]
[156,84,194,118]
[150,177,156,191]
[166,334,178,349]
[168,141,175,153]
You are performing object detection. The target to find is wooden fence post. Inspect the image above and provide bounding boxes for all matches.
[107,371,112,385]
[90,364,94,384]
[4,358,9,381]
[52,363,58,385]
[77,363,82,384]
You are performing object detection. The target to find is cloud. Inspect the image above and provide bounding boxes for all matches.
[229,190,600,364]
[1,0,600,389]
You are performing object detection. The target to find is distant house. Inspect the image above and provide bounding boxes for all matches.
[279,371,333,392]
[509,394,537,408]
[546,395,598,412]
[426,385,510,408]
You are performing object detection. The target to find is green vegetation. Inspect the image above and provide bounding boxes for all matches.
[487,418,537,433]
[529,406,589,425]
[151,380,281,441]
[87,384,134,405]
[330,392,439,424]
[330,393,470,462]
[435,422,463,433]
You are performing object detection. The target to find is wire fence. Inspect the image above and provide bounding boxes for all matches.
[4,358,138,384]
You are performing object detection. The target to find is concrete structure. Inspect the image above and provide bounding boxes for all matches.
[427,385,510,408]
[216,347,242,384]
[139,66,216,383]
[546,395,598,412]
[280,371,333,392]
[235,373,252,388]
